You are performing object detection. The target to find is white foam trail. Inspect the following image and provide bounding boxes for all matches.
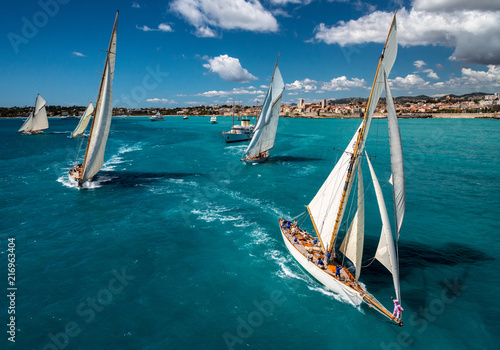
[191,207,244,223]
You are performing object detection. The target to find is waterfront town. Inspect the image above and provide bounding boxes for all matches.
[1,92,499,119]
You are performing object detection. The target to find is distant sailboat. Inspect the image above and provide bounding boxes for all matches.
[18,94,49,134]
[71,102,94,138]
[279,11,404,326]
[242,57,285,162]
[69,11,118,187]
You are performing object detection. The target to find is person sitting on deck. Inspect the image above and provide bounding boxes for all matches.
[317,258,325,268]
[313,239,317,246]
[391,297,404,321]
[335,265,343,279]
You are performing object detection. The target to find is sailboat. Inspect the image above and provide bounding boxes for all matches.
[279,11,404,326]
[17,94,49,134]
[69,11,118,187]
[70,102,94,138]
[242,58,285,162]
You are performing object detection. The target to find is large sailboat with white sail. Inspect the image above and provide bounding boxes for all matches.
[17,94,49,134]
[280,11,405,325]
[70,102,94,138]
[242,57,285,162]
[69,11,118,187]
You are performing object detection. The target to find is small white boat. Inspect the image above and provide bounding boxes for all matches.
[210,116,217,124]
[149,111,164,121]
[183,116,189,120]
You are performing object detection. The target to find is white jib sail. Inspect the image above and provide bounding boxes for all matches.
[340,164,364,280]
[71,103,94,137]
[31,94,49,132]
[361,13,398,149]
[366,151,400,301]
[81,13,117,183]
[385,71,405,241]
[308,124,362,252]
[18,112,34,132]
[245,65,285,158]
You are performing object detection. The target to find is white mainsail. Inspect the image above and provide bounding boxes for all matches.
[385,72,405,241]
[71,103,94,137]
[339,164,364,280]
[366,152,400,302]
[307,125,362,252]
[80,12,118,184]
[18,94,48,133]
[244,64,285,159]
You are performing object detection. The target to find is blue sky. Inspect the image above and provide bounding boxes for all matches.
[1,0,500,108]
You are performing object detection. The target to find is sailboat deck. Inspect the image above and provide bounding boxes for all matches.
[279,219,358,288]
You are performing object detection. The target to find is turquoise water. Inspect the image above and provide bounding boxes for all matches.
[1,116,499,349]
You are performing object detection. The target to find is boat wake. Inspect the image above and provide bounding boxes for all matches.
[102,142,144,171]
[191,206,244,223]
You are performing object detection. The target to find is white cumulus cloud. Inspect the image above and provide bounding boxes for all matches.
[389,74,429,90]
[136,23,173,32]
[286,78,318,91]
[170,0,278,37]
[132,2,141,8]
[196,86,264,97]
[72,51,86,57]
[146,98,176,104]
[203,55,257,83]
[321,76,366,91]
[413,0,500,11]
[313,7,500,65]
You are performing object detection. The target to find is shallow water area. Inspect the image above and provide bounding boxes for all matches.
[0,116,499,349]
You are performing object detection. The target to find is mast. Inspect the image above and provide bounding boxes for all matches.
[327,10,397,255]
[80,11,118,181]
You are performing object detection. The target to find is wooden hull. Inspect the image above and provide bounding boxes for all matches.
[242,152,269,163]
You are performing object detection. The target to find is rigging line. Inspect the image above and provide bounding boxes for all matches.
[362,256,377,268]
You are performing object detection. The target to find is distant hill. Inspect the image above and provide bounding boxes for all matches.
[329,92,490,105]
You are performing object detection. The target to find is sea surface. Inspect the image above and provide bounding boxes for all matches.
[1,116,499,349]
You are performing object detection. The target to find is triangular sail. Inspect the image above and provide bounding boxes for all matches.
[18,112,34,132]
[385,72,405,240]
[340,164,364,280]
[360,14,398,151]
[308,125,362,252]
[71,103,94,137]
[366,152,400,302]
[245,64,285,158]
[80,12,118,183]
